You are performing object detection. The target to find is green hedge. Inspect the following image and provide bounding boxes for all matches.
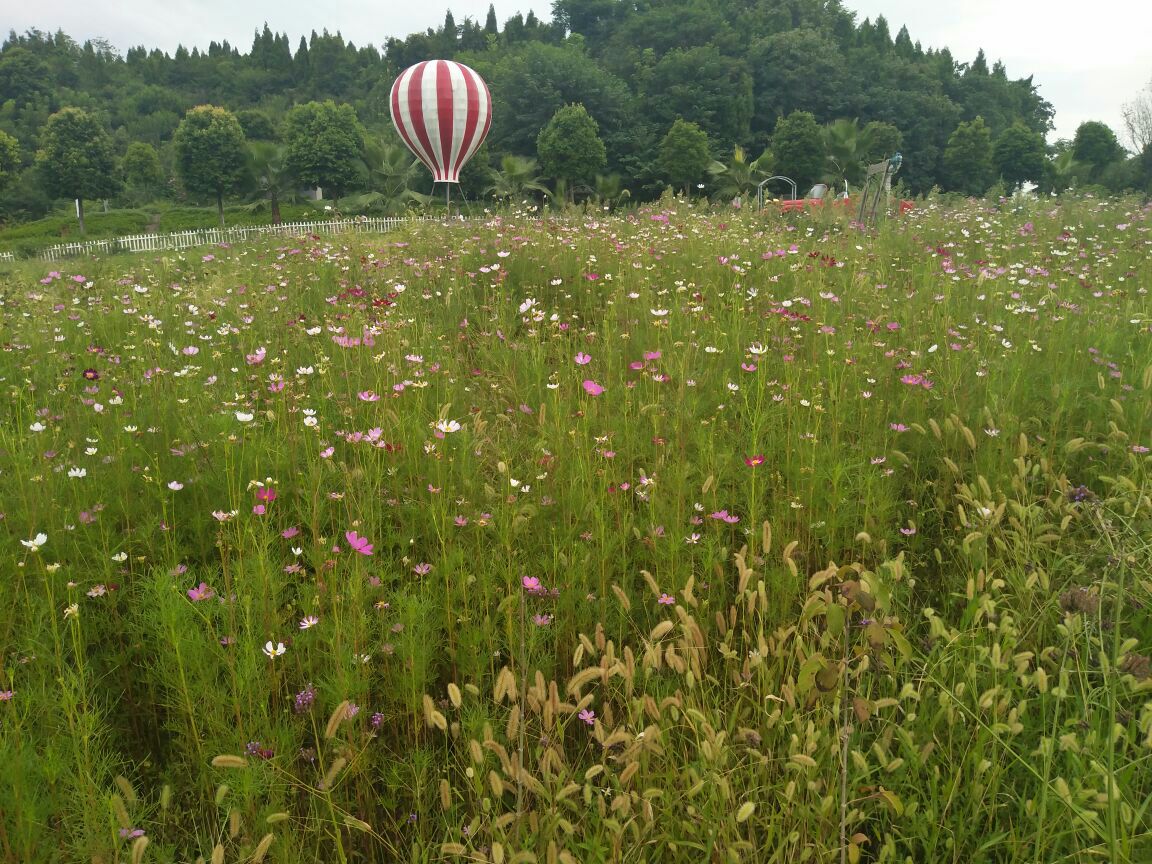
[0,203,333,255]
[155,203,327,232]
[0,210,151,244]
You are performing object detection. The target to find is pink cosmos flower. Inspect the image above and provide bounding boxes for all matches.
[255,487,277,502]
[582,380,604,396]
[246,347,266,365]
[358,391,380,402]
[574,352,592,365]
[522,576,542,592]
[345,531,374,556]
[744,455,766,467]
[578,709,596,726]
[658,593,676,605]
[413,562,432,576]
[187,582,215,602]
[709,510,740,523]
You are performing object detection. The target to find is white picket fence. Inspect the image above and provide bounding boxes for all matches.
[3,216,451,263]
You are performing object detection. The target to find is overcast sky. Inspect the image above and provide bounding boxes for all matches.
[7,1,1150,146]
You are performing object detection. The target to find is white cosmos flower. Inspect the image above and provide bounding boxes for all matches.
[29,422,45,432]
[435,419,462,434]
[235,411,254,422]
[68,467,87,478]
[263,641,286,658]
[747,343,768,355]
[21,532,48,550]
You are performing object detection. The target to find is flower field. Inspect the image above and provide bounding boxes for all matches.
[2,198,1151,864]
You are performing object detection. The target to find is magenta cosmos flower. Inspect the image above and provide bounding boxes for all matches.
[187,582,215,601]
[345,531,374,556]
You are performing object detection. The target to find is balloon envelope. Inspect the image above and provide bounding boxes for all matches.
[390,60,492,184]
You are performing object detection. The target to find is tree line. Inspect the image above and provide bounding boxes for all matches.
[2,0,1150,230]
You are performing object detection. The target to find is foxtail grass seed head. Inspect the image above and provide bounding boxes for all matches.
[251,833,275,863]
[111,794,131,829]
[114,775,137,805]
[130,836,149,864]
[211,755,248,769]
[322,757,348,789]
[343,815,373,832]
[325,700,350,739]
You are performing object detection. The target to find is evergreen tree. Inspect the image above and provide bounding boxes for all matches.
[0,129,18,193]
[771,111,826,191]
[944,116,994,195]
[173,104,247,224]
[658,118,711,195]
[282,100,364,199]
[992,124,1046,190]
[35,107,120,234]
[442,11,458,56]
[536,103,607,200]
[1071,121,1125,182]
[122,141,164,201]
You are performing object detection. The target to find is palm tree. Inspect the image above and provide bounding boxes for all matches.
[707,145,772,205]
[484,154,551,203]
[342,140,430,214]
[1046,149,1083,194]
[592,173,631,211]
[245,142,296,225]
[822,119,873,193]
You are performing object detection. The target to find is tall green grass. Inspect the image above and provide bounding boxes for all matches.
[1,197,1150,863]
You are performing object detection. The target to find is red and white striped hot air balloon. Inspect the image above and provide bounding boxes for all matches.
[390,60,492,185]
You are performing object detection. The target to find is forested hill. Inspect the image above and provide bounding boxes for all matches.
[1,0,1061,219]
